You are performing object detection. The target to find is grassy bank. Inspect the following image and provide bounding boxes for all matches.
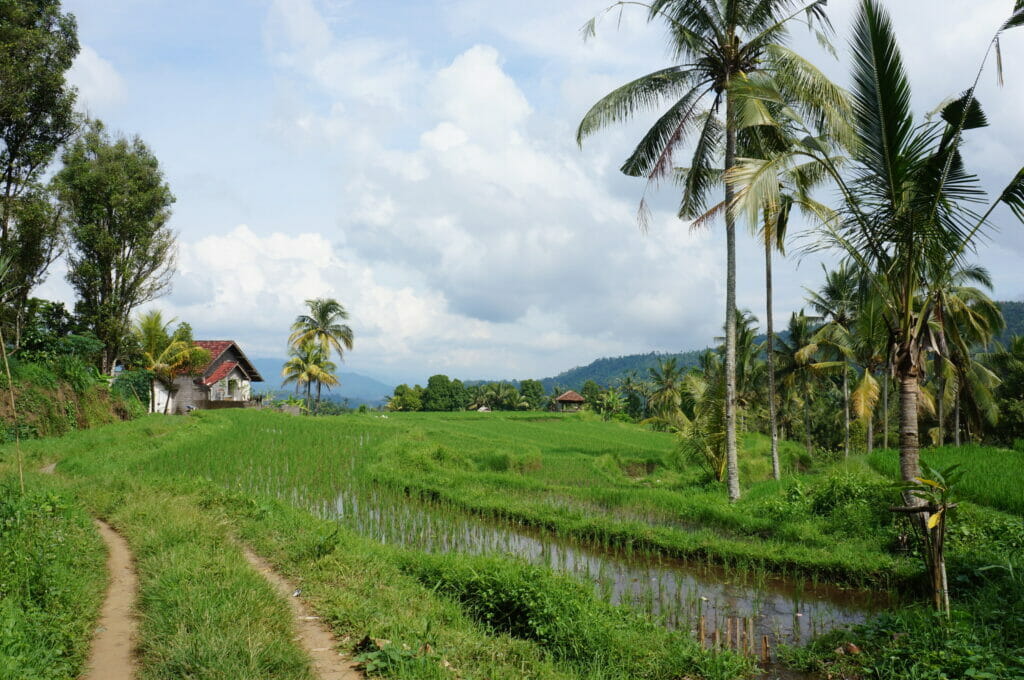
[0,473,106,680]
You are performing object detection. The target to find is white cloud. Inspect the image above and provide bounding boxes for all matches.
[68,45,125,111]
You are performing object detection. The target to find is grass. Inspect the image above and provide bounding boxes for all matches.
[0,473,106,680]
[4,409,1022,679]
[868,444,1024,515]
[6,414,755,680]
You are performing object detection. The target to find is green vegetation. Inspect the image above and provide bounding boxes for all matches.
[0,475,105,680]
[6,409,1024,679]
[868,444,1024,516]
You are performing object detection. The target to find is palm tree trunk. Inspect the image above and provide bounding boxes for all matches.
[936,360,946,446]
[151,379,157,414]
[765,237,780,480]
[867,401,874,453]
[954,389,961,446]
[843,362,850,458]
[883,359,890,449]
[803,392,813,456]
[724,92,741,502]
[316,381,322,414]
[898,368,924,503]
[0,325,24,495]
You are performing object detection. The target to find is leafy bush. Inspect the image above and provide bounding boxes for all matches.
[111,369,151,409]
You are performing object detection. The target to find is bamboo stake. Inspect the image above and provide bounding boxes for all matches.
[698,616,706,648]
[725,618,732,650]
[0,326,23,495]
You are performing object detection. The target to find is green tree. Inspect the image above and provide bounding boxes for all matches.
[730,0,1024,507]
[580,379,602,407]
[132,312,209,414]
[578,0,843,501]
[0,1,80,341]
[387,384,423,412]
[281,340,338,413]
[289,297,354,362]
[806,263,860,457]
[519,379,545,410]
[422,374,456,411]
[54,121,175,374]
[647,357,685,417]
[984,336,1024,445]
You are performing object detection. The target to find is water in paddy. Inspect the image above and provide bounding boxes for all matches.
[292,484,886,650]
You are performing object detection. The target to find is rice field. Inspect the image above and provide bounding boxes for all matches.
[867,444,1024,515]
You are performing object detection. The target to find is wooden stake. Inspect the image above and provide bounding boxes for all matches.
[725,618,732,650]
[713,627,720,651]
[698,616,706,648]
[761,635,770,665]
[746,617,754,656]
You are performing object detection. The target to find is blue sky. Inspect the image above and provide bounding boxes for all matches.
[41,0,1024,384]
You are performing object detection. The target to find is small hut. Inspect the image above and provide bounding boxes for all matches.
[554,390,586,412]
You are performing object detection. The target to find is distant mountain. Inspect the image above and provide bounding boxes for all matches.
[998,300,1024,345]
[537,349,708,392]
[249,358,394,404]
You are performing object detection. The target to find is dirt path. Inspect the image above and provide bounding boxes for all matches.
[39,462,139,680]
[241,546,362,680]
[82,519,139,680]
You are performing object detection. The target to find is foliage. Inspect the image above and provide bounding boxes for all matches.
[54,120,176,374]
[0,0,80,337]
[0,479,105,680]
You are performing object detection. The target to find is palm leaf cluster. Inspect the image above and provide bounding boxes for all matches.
[284,298,352,413]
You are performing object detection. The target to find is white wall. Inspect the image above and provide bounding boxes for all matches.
[151,381,174,414]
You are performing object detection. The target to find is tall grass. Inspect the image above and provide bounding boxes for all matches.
[867,445,1024,515]
[0,475,106,680]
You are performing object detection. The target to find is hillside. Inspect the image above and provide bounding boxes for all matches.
[531,299,1022,391]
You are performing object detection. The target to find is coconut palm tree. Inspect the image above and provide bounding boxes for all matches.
[282,340,338,413]
[929,265,1004,445]
[728,0,1024,499]
[577,0,845,501]
[774,311,841,455]
[132,315,211,414]
[806,263,860,457]
[289,298,354,362]
[648,357,686,417]
[134,309,175,360]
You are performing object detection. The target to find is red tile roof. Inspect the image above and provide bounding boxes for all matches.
[202,361,238,386]
[555,390,586,403]
[193,340,233,373]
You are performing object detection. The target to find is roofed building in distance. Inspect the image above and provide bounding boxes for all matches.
[554,390,586,412]
[151,340,264,414]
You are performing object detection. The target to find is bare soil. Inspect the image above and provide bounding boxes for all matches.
[241,545,362,680]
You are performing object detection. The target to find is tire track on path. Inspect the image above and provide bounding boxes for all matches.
[241,545,363,680]
[40,462,138,680]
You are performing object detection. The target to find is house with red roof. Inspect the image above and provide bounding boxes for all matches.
[155,340,264,414]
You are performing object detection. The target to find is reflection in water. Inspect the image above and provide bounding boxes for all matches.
[291,486,886,647]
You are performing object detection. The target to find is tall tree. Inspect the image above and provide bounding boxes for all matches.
[55,121,175,374]
[0,0,80,340]
[578,0,843,501]
[806,263,860,457]
[282,339,337,413]
[729,0,1024,510]
[289,297,354,361]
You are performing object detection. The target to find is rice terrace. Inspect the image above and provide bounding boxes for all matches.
[3,1,1024,680]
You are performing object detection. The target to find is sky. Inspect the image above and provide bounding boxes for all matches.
[37,0,1024,385]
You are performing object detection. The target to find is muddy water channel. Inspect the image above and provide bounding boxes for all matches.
[295,484,888,649]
